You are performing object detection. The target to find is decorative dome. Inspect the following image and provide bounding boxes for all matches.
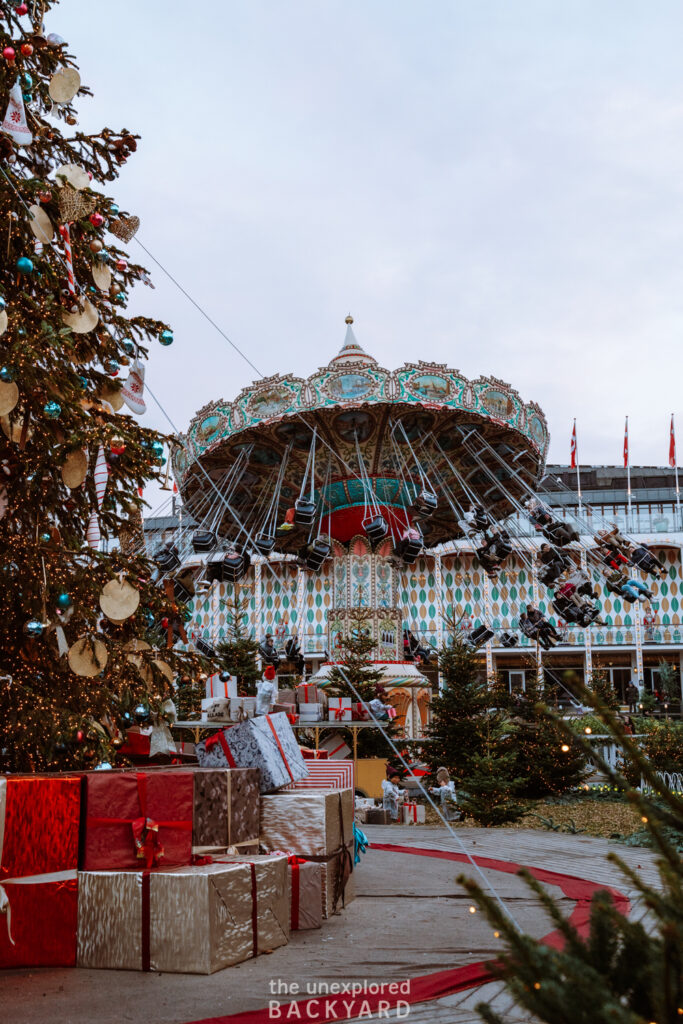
[328,317,377,367]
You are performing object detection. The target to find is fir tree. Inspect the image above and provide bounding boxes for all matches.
[216,592,261,694]
[426,636,492,784]
[589,668,620,711]
[458,716,526,827]
[459,690,683,1024]
[0,2,203,771]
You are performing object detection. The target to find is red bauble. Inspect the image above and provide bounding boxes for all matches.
[38,190,52,203]
[3,47,15,63]
[20,42,33,56]
[15,3,28,14]
[89,212,104,228]
[115,259,127,272]
[76,729,84,743]
[161,617,169,629]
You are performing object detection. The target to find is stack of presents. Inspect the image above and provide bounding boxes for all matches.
[0,711,359,974]
[201,676,380,728]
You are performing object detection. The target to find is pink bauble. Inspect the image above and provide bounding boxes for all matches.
[15,3,28,14]
[115,259,127,271]
[3,47,15,62]
[89,212,104,228]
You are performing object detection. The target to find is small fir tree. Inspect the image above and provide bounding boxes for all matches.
[458,716,526,827]
[216,592,261,695]
[589,669,620,711]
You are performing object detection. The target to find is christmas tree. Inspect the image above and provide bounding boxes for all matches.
[0,1,204,771]
[326,607,394,757]
[588,668,620,711]
[457,716,526,827]
[426,635,492,783]
[459,691,683,1024]
[216,591,261,695]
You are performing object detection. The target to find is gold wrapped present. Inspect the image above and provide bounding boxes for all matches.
[259,788,353,857]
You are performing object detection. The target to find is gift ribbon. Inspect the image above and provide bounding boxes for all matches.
[204,730,237,768]
[86,772,191,867]
[264,714,295,783]
[404,803,418,823]
[287,855,307,931]
[141,869,151,971]
[0,870,76,946]
[333,707,348,721]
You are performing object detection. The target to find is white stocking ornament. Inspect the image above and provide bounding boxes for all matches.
[1,80,32,146]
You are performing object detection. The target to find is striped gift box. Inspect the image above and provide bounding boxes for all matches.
[290,760,354,791]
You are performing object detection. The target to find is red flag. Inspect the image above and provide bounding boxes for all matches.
[623,417,629,469]
[670,414,676,468]
[570,420,577,469]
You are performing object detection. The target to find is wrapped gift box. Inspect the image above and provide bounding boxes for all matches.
[296,682,324,705]
[201,698,231,722]
[77,863,259,972]
[301,747,329,760]
[328,696,352,722]
[291,760,354,790]
[174,740,196,757]
[193,768,260,850]
[205,674,238,700]
[82,769,194,871]
[288,856,322,930]
[317,850,355,919]
[230,696,257,721]
[260,788,353,858]
[402,802,426,825]
[366,808,391,824]
[119,726,152,757]
[209,853,289,952]
[276,688,296,706]
[352,701,369,721]
[298,702,322,721]
[0,870,78,968]
[271,702,297,719]
[196,712,308,792]
[0,775,80,881]
[319,733,351,760]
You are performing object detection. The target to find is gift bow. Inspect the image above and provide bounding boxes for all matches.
[131,816,164,869]
[333,707,347,720]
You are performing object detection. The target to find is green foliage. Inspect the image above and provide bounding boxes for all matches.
[458,718,526,827]
[425,637,491,783]
[588,669,620,711]
[656,661,680,703]
[460,688,683,1024]
[638,689,658,713]
[216,593,261,694]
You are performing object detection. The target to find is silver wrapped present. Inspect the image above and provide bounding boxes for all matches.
[259,788,354,857]
[196,712,309,792]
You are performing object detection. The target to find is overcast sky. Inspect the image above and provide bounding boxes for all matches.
[54,0,683,506]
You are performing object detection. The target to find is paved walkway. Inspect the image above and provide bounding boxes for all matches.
[0,825,658,1024]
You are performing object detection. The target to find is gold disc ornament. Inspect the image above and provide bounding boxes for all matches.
[97,381,123,412]
[48,67,81,104]
[152,659,175,685]
[28,203,54,244]
[91,261,111,291]
[62,298,99,334]
[68,636,108,677]
[54,163,90,190]
[61,448,88,489]
[99,578,140,621]
[125,638,152,683]
[0,311,6,337]
[0,381,19,416]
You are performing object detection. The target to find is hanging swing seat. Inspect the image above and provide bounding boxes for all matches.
[254,532,276,555]
[412,489,438,517]
[192,530,217,554]
[298,537,331,572]
[467,625,495,648]
[294,498,316,526]
[363,513,388,544]
[153,544,180,572]
[499,631,518,648]
[393,527,423,565]
[206,549,250,584]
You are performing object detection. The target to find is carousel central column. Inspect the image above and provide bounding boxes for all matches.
[295,565,307,646]
[434,553,443,653]
[482,571,494,678]
[254,558,263,641]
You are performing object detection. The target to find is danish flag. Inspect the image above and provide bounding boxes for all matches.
[623,417,629,469]
[670,414,676,468]
[570,420,577,469]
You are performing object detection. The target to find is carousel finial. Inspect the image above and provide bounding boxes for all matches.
[345,314,353,325]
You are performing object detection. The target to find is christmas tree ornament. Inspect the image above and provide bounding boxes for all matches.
[97,380,123,411]
[39,531,52,543]
[115,258,127,271]
[109,204,119,215]
[151,440,164,458]
[3,47,15,65]
[58,222,76,295]
[105,358,119,376]
[120,359,146,415]
[57,185,96,224]
[61,448,88,489]
[153,659,174,685]
[16,256,33,273]
[86,509,100,548]
[134,703,150,724]
[0,311,7,336]
[122,338,135,355]
[159,329,174,346]
[109,214,140,242]
[23,619,45,637]
[1,79,31,144]
[0,297,6,310]
[89,238,103,253]
[56,591,72,609]
[109,437,125,455]
[55,163,90,191]
[99,577,140,621]
[68,635,108,677]
[28,203,54,243]
[91,260,111,291]
[94,762,112,771]
[43,400,61,419]
[93,445,109,510]
[47,33,66,48]
[20,43,33,56]
[48,67,81,104]
[62,297,98,334]
[0,365,14,382]
[20,72,32,89]
[89,212,104,228]
[0,380,19,415]
[76,729,84,742]
[15,3,29,13]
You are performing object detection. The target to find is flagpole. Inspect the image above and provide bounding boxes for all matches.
[673,414,681,522]
[626,415,632,528]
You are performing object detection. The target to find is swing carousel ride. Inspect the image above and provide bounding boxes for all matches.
[156,319,667,736]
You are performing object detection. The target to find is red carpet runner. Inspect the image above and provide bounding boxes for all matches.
[183,842,631,1024]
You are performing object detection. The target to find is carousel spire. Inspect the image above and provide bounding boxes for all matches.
[329,314,377,367]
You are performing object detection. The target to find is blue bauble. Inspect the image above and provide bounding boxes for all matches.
[122,711,133,725]
[110,204,119,215]
[0,366,14,382]
[142,608,155,627]
[39,532,51,543]
[122,339,135,355]
[22,92,32,103]
[151,440,164,457]
[105,359,119,375]
[115,291,125,302]
[0,296,6,311]
[134,703,150,724]
[16,256,33,274]
[56,591,72,609]
[43,400,61,419]
[23,620,45,637]
[159,329,174,346]
[21,72,32,88]
[16,327,26,337]
[94,762,113,771]
[77,375,88,389]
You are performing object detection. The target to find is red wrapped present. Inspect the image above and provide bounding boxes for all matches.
[0,776,80,882]
[118,726,152,758]
[83,770,193,871]
[352,701,369,721]
[300,747,329,761]
[0,870,77,967]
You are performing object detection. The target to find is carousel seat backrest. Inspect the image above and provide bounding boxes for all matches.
[254,532,276,554]
[154,544,180,572]
[294,498,316,525]
[363,514,388,543]
[192,530,217,554]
